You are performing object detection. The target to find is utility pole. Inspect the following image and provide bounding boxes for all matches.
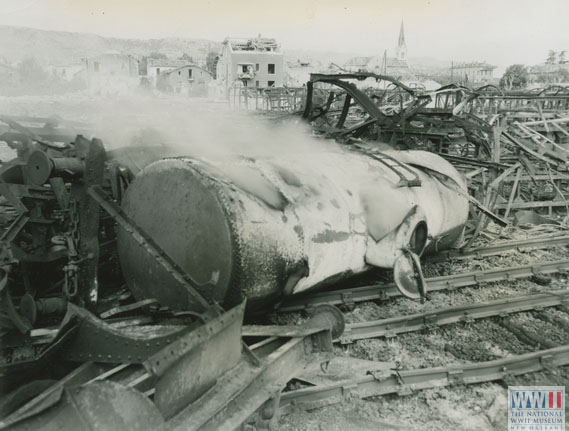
[383,49,387,89]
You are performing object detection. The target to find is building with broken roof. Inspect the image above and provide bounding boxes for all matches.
[147,59,187,86]
[214,36,284,96]
[285,59,326,87]
[157,64,213,96]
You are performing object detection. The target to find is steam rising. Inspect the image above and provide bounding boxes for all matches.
[0,95,340,163]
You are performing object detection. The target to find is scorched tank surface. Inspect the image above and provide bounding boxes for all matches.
[116,148,469,310]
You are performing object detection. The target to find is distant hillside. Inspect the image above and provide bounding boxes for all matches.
[0,25,221,65]
[0,25,454,76]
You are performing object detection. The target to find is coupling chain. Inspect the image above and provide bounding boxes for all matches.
[63,200,80,299]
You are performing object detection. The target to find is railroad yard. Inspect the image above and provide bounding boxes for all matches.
[2,74,569,431]
[272,231,569,430]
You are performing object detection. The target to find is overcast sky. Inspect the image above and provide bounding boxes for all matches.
[1,0,568,71]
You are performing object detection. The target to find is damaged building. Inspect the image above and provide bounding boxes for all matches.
[146,59,213,96]
[82,52,139,95]
[146,59,187,86]
[158,65,213,96]
[214,36,284,97]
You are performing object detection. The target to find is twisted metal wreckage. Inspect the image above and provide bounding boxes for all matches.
[0,73,569,430]
[299,73,569,235]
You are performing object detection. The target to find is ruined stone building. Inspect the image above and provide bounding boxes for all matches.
[146,59,187,86]
[157,65,213,96]
[82,52,139,95]
[285,59,322,87]
[214,36,284,96]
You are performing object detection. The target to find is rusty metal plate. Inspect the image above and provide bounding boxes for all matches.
[149,302,245,419]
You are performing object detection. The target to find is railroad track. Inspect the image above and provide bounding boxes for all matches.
[277,233,569,313]
[276,259,569,312]
[5,231,569,428]
[279,345,569,413]
[426,233,569,262]
[338,289,569,343]
[276,286,569,419]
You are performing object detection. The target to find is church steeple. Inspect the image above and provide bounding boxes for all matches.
[398,21,406,48]
[396,20,407,62]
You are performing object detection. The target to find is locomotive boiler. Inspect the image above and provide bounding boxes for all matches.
[0,116,470,429]
[117,146,469,309]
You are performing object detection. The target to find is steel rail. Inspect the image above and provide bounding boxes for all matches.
[276,259,569,312]
[279,344,569,413]
[339,290,569,343]
[426,234,569,262]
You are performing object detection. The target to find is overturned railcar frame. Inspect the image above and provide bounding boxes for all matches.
[301,73,493,159]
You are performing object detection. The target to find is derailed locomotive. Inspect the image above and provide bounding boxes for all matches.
[0,113,469,429]
[119,147,468,309]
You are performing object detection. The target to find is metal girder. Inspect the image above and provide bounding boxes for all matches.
[276,259,569,312]
[148,302,245,419]
[502,131,565,166]
[339,290,569,343]
[169,306,343,431]
[0,115,91,147]
[309,73,416,95]
[170,337,319,431]
[302,73,426,131]
[2,304,343,431]
[74,136,106,310]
